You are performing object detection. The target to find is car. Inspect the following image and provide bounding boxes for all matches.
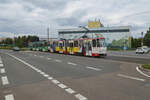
[13,47,20,51]
[136,46,150,54]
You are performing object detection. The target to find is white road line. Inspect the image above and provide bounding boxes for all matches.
[31,67,37,70]
[0,60,3,63]
[86,66,101,71]
[47,58,52,60]
[58,83,67,89]
[0,63,4,67]
[52,79,60,84]
[67,62,77,66]
[40,72,46,75]
[1,76,9,85]
[54,59,62,63]
[39,56,44,58]
[136,67,150,78]
[6,53,36,70]
[117,74,145,82]
[0,68,6,73]
[48,76,53,80]
[43,74,49,77]
[109,54,150,59]
[75,94,88,100]
[36,70,42,73]
[5,94,15,100]
[6,53,88,100]
[34,55,37,56]
[65,88,76,94]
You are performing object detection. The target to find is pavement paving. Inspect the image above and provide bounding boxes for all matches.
[0,50,150,100]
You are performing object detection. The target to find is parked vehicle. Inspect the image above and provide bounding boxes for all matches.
[13,47,20,51]
[136,46,150,54]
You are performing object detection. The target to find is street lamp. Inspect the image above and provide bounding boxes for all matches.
[141,32,144,47]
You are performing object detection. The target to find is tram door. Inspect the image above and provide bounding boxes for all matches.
[85,40,92,56]
[69,40,74,54]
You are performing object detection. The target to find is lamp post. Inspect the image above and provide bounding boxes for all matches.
[47,27,50,43]
[141,32,144,47]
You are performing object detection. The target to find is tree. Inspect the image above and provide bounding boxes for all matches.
[144,28,150,47]
[5,38,13,45]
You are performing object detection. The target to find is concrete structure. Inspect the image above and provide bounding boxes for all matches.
[58,26,132,49]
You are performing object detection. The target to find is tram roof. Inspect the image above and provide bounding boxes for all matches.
[58,26,131,34]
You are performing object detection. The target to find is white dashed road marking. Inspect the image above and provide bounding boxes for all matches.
[68,62,77,66]
[117,74,145,82]
[58,83,67,89]
[48,76,53,80]
[1,76,9,85]
[40,72,46,75]
[47,57,52,60]
[0,68,6,73]
[43,74,49,77]
[86,66,101,71]
[0,63,4,67]
[36,69,42,73]
[6,53,88,100]
[75,94,88,100]
[65,88,76,94]
[55,59,62,63]
[52,79,60,84]
[5,94,15,100]
[0,60,3,63]
[39,56,44,58]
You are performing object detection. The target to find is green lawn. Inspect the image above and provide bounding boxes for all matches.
[142,64,150,70]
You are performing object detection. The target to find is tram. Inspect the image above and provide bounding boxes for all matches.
[30,34,107,57]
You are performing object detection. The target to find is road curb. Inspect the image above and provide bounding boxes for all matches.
[136,66,150,78]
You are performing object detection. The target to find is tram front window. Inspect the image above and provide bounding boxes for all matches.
[100,39,105,47]
[92,40,96,47]
[97,39,100,47]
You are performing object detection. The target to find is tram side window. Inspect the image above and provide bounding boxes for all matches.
[92,40,96,47]
[74,41,78,47]
[70,43,73,47]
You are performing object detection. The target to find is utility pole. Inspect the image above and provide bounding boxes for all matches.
[13,33,15,47]
[141,32,144,47]
[47,27,50,42]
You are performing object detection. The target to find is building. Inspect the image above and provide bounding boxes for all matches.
[88,19,104,28]
[58,26,132,49]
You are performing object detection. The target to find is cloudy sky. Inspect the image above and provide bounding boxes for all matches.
[0,0,150,38]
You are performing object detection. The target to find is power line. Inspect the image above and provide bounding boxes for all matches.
[119,10,150,24]
[123,10,150,18]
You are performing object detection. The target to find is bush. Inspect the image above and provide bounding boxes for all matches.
[142,64,150,70]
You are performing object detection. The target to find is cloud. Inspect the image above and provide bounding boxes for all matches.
[0,0,150,38]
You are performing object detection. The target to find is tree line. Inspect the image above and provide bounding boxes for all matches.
[0,35,39,48]
[131,28,150,48]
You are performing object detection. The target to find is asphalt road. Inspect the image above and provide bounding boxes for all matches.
[0,50,150,100]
